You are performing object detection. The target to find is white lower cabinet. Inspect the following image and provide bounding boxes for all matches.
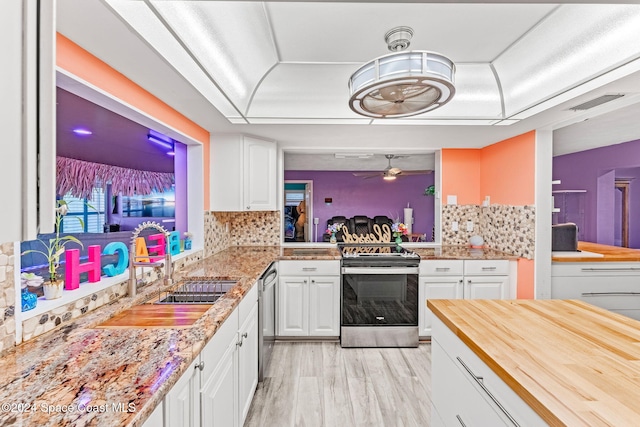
[163,284,259,427]
[142,398,165,427]
[278,275,340,336]
[419,260,512,338]
[551,262,640,320]
[165,358,201,427]
[431,316,545,426]
[278,260,340,337]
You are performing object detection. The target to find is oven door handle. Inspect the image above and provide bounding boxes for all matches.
[341,267,419,275]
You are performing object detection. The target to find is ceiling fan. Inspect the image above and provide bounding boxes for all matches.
[352,154,432,180]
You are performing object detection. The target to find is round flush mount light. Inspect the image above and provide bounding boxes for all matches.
[348,26,456,119]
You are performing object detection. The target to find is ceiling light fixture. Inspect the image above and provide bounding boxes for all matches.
[148,131,174,150]
[348,26,456,119]
[73,128,93,136]
[383,173,397,181]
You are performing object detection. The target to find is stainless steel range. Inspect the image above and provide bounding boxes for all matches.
[340,243,420,348]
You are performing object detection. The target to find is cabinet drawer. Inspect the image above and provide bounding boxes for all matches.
[432,317,546,426]
[420,260,463,276]
[464,260,509,276]
[552,262,640,277]
[278,260,340,276]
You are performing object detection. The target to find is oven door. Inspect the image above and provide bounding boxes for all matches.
[341,266,419,327]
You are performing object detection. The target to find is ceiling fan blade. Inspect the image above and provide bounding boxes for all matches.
[398,170,433,175]
[352,172,382,178]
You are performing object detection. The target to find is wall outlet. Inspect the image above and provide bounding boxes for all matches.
[466,221,474,232]
[451,221,459,231]
[313,218,319,225]
[225,222,230,233]
[447,195,458,205]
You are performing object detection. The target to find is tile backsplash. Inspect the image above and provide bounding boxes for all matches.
[0,243,15,355]
[205,211,280,256]
[442,204,535,259]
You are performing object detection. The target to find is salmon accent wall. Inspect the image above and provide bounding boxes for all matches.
[56,33,210,208]
[440,149,481,205]
[441,131,536,299]
[480,131,535,206]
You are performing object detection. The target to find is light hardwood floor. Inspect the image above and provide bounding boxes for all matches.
[244,342,432,427]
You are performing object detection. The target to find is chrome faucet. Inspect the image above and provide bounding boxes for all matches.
[128,222,173,297]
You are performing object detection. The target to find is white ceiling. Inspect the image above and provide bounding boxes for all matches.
[56,0,640,155]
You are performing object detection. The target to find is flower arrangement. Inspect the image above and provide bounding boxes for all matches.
[21,200,84,285]
[184,231,194,240]
[391,222,408,237]
[326,223,343,234]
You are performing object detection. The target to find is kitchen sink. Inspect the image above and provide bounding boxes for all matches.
[156,279,238,304]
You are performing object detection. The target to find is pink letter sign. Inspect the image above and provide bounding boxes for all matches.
[64,245,102,290]
[147,233,166,262]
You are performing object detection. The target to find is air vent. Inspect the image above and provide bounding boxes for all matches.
[568,94,625,111]
[334,153,374,159]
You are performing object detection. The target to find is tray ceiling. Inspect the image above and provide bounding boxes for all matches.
[101,1,640,127]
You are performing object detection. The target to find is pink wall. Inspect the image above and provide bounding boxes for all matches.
[441,131,537,299]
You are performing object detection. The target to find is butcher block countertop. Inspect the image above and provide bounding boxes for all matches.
[552,241,640,262]
[428,299,640,426]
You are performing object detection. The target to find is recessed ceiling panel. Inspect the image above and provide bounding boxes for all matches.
[495,4,640,117]
[151,1,278,113]
[248,63,359,118]
[266,3,557,63]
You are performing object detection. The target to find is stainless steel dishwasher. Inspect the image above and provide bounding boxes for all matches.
[258,262,277,382]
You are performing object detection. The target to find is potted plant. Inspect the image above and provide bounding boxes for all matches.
[184,231,193,251]
[21,201,84,299]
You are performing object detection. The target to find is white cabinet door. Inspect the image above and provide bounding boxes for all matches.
[243,137,276,211]
[210,134,243,211]
[419,277,463,337]
[201,338,238,427]
[238,302,259,423]
[309,276,340,336]
[278,276,309,336]
[464,276,508,300]
[143,400,164,427]
[165,359,200,427]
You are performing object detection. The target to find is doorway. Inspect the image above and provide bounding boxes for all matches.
[284,181,313,242]
[615,179,630,247]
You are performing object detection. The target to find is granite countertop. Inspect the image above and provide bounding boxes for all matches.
[552,241,640,262]
[412,245,518,260]
[0,246,283,427]
[428,299,640,425]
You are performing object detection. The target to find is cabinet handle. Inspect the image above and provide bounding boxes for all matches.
[582,292,640,296]
[302,267,317,271]
[456,357,520,427]
[194,361,205,371]
[435,267,450,272]
[456,415,467,427]
[303,279,307,284]
[581,267,640,272]
[246,206,250,210]
[242,332,248,338]
[481,267,497,271]
[237,340,243,347]
[311,279,315,284]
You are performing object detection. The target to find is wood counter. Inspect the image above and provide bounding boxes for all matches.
[428,299,640,426]
[552,241,640,262]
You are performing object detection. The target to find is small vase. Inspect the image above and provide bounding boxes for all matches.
[21,288,38,312]
[184,239,192,250]
[395,235,403,245]
[43,281,64,300]
[329,233,337,244]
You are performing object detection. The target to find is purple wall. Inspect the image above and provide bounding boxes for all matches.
[553,139,640,248]
[284,171,435,241]
[174,142,188,236]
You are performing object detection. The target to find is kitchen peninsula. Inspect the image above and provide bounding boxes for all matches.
[429,298,640,426]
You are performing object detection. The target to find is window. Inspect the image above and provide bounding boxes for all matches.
[61,189,105,233]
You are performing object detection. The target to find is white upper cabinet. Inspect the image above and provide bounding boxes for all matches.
[210,134,277,211]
